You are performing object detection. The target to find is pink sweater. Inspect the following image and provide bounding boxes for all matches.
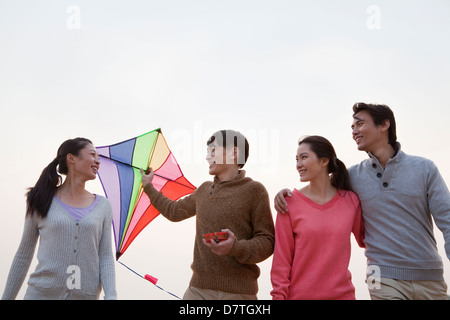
[270,189,365,300]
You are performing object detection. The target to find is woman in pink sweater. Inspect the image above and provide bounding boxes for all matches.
[271,136,365,300]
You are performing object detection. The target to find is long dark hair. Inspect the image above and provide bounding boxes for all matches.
[26,138,93,218]
[299,135,352,191]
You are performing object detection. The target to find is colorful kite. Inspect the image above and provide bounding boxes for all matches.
[96,128,195,298]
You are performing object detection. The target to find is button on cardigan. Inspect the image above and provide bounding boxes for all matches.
[2,196,116,300]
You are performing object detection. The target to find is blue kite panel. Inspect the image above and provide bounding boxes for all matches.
[110,138,136,166]
[116,162,135,240]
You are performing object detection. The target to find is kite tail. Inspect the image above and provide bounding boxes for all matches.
[117,260,181,300]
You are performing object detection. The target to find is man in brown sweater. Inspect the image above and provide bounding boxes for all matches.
[141,130,275,299]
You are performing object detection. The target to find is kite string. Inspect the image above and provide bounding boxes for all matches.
[117,260,181,300]
[117,260,143,279]
[154,284,183,300]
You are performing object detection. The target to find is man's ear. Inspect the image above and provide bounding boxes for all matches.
[380,119,391,133]
[228,146,239,166]
[233,146,239,160]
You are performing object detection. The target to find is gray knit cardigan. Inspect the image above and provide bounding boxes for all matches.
[2,195,117,300]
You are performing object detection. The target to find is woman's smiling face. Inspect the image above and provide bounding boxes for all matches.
[296,143,327,183]
[70,143,100,181]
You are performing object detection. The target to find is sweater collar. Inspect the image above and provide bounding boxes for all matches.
[367,142,406,167]
[213,170,246,184]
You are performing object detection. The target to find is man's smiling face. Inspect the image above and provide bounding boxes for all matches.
[351,110,387,153]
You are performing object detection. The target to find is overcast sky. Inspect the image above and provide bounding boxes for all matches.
[1,0,449,300]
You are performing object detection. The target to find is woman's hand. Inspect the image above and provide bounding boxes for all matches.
[274,188,292,213]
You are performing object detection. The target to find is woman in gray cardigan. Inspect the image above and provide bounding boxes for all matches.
[2,138,116,300]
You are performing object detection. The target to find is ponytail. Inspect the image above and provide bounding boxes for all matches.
[26,158,62,218]
[329,158,352,191]
[299,135,353,192]
[25,137,92,219]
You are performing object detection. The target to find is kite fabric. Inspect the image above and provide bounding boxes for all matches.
[96,128,196,260]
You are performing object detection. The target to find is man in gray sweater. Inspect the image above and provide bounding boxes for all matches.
[349,102,450,299]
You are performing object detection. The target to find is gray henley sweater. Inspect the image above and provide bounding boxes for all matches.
[348,145,450,281]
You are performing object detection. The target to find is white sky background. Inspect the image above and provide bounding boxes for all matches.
[0,0,449,300]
